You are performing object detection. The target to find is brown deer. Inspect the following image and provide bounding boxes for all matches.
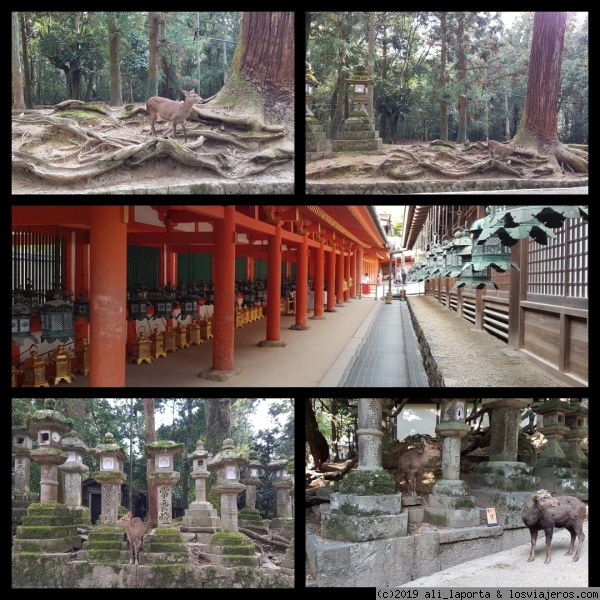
[116,511,145,565]
[522,489,587,564]
[398,437,441,497]
[488,139,515,160]
[146,89,202,143]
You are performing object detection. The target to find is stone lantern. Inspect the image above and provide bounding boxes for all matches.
[533,399,575,466]
[181,439,219,532]
[208,438,248,532]
[239,451,266,533]
[13,400,89,555]
[332,64,382,153]
[145,440,184,526]
[12,426,39,534]
[306,62,331,160]
[266,456,294,538]
[29,399,72,503]
[90,432,127,524]
[424,399,480,528]
[58,430,89,507]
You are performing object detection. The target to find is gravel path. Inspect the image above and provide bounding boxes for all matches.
[408,294,568,387]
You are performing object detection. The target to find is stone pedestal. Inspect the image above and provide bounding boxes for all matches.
[59,430,89,507]
[463,399,539,526]
[306,118,333,161]
[425,415,479,528]
[332,115,382,153]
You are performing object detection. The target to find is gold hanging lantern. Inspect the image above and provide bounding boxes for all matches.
[130,326,152,364]
[150,325,167,359]
[22,345,49,387]
[164,325,178,353]
[73,337,90,376]
[49,344,75,385]
[200,318,213,340]
[174,323,189,349]
[187,320,202,346]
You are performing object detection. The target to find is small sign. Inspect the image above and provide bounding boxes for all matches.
[486,507,498,527]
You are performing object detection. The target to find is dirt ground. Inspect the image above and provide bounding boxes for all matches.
[12,103,294,194]
[306,141,588,183]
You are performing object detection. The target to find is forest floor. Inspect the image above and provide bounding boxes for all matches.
[306,141,588,183]
[12,103,294,194]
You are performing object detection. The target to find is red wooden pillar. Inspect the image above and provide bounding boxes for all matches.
[291,233,310,330]
[166,244,177,286]
[336,249,344,307]
[201,206,240,379]
[312,240,325,319]
[89,206,127,387]
[343,251,350,302]
[350,245,357,298]
[325,247,336,312]
[356,245,364,298]
[259,222,286,347]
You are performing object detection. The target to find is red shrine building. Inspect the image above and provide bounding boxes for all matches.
[12,205,389,387]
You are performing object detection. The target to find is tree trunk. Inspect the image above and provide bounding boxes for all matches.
[514,12,587,172]
[439,12,448,141]
[108,12,123,106]
[19,14,32,108]
[12,12,25,109]
[146,12,162,100]
[456,13,467,143]
[214,12,294,130]
[305,401,330,469]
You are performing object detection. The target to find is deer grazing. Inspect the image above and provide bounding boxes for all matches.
[116,511,145,565]
[398,437,441,497]
[146,89,202,143]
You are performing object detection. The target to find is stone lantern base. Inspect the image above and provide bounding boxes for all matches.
[306,118,333,161]
[238,507,268,535]
[12,503,90,553]
[200,531,259,567]
[332,116,382,153]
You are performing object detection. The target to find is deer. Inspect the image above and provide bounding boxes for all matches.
[146,89,202,143]
[116,511,145,565]
[488,139,515,160]
[398,437,441,497]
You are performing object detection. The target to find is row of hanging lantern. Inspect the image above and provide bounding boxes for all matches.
[407,205,589,289]
[12,281,77,347]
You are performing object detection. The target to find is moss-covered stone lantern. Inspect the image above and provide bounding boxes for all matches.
[90,432,127,524]
[208,438,248,532]
[266,456,294,538]
[145,439,184,526]
[12,425,39,534]
[181,439,219,532]
[332,64,382,152]
[13,400,88,556]
[29,399,72,503]
[239,451,265,533]
[58,430,89,507]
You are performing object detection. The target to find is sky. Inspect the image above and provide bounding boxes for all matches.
[107,398,290,435]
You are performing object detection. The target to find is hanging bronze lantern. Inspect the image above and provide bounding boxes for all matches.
[444,228,472,278]
[127,282,149,321]
[39,288,75,344]
[73,291,90,321]
[12,288,37,346]
[148,286,175,320]
[477,205,589,246]
[175,281,200,320]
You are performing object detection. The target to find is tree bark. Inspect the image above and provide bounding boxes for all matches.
[143,398,157,527]
[305,401,330,469]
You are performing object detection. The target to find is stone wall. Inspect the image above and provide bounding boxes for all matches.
[306,178,588,194]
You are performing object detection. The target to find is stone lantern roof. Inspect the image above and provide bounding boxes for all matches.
[29,399,72,435]
[90,432,127,462]
[145,439,185,458]
[61,430,90,454]
[208,438,249,469]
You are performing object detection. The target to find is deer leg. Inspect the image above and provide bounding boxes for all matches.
[544,528,553,564]
[565,527,576,556]
[572,526,584,562]
[182,122,187,143]
[527,530,538,562]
